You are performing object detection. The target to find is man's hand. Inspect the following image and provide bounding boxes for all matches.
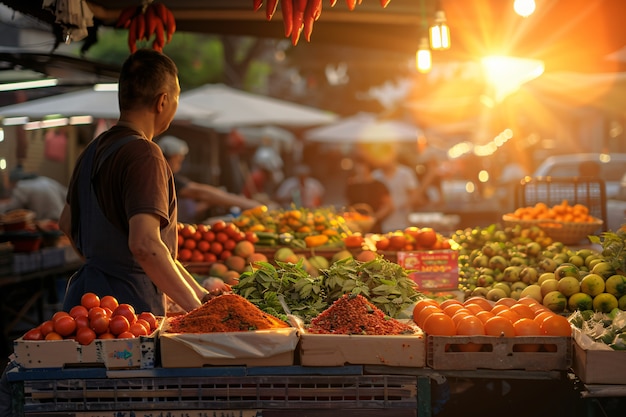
[200,277,232,302]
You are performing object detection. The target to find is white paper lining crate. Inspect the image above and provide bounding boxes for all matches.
[159,328,299,368]
[19,375,420,413]
[427,335,572,371]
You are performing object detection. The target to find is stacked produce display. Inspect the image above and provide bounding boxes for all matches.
[11,201,626,412]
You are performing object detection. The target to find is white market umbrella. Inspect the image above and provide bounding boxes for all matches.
[304,112,422,143]
[0,88,212,121]
[236,125,295,146]
[181,83,337,129]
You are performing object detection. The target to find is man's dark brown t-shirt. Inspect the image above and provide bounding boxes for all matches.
[67,126,177,255]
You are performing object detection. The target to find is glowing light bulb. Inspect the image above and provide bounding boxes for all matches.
[429,11,451,50]
[416,37,432,73]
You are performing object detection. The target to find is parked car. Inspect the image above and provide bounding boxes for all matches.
[533,153,626,199]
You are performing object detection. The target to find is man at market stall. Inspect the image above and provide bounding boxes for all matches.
[58,49,229,316]
[157,135,262,223]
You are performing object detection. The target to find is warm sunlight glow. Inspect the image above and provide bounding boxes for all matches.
[514,0,536,18]
[481,55,544,102]
[448,141,473,159]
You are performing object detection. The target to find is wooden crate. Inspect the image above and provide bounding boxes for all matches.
[299,332,425,367]
[573,338,626,384]
[427,335,572,371]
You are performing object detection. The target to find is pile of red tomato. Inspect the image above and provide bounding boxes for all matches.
[177,219,258,263]
[21,293,159,346]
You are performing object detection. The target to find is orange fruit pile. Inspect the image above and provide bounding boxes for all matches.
[507,201,595,223]
[412,296,573,352]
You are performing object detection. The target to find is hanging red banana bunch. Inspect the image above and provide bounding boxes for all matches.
[253,0,391,46]
[116,2,176,53]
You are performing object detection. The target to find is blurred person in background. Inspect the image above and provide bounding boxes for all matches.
[416,146,447,208]
[371,146,420,233]
[275,165,325,209]
[158,135,262,223]
[345,155,393,234]
[0,164,67,220]
[242,145,284,205]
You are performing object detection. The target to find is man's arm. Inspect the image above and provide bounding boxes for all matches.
[128,213,208,311]
[180,181,261,210]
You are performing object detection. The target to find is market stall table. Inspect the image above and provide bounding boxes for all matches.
[580,384,626,417]
[7,365,430,417]
[0,258,83,356]
[7,363,594,417]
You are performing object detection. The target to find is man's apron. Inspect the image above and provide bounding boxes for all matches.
[63,134,166,315]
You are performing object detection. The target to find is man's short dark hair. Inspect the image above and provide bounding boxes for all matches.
[118,49,178,111]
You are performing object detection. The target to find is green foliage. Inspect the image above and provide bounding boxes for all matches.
[589,229,626,274]
[163,33,223,90]
[81,29,131,65]
[82,28,223,90]
[233,256,422,324]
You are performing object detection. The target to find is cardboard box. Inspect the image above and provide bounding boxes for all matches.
[427,335,572,371]
[13,328,159,369]
[299,331,425,367]
[396,250,459,290]
[572,329,626,384]
[159,327,299,368]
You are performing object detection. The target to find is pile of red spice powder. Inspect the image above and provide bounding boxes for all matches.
[306,294,415,335]
[167,293,289,333]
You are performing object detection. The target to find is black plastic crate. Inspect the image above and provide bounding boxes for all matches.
[20,375,419,413]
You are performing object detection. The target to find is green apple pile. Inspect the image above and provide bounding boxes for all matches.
[452,224,626,313]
